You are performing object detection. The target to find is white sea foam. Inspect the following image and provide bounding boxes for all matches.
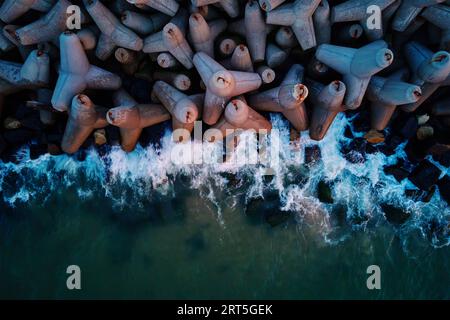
[0,113,448,248]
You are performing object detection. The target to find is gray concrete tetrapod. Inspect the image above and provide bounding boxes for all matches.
[0,49,50,94]
[0,22,14,52]
[144,22,194,69]
[191,0,240,18]
[84,0,143,61]
[14,0,86,46]
[258,0,286,12]
[126,0,179,16]
[308,80,346,141]
[257,65,275,84]
[421,4,450,51]
[266,0,321,51]
[315,40,394,109]
[211,97,272,138]
[266,43,287,68]
[230,45,254,72]
[153,70,192,91]
[153,81,200,135]
[367,74,422,130]
[193,52,262,125]
[121,11,170,35]
[245,1,266,62]
[312,0,331,45]
[62,94,108,154]
[402,41,450,112]
[0,0,55,23]
[392,0,446,32]
[275,27,297,49]
[247,64,309,131]
[52,32,122,112]
[106,89,171,152]
[331,0,397,40]
[189,13,227,58]
[189,2,222,21]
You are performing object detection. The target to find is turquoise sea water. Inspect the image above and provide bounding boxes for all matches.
[0,114,449,299]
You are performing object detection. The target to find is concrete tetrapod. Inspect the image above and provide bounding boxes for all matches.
[106,89,171,152]
[211,97,272,138]
[126,0,179,17]
[307,80,346,141]
[367,73,422,130]
[189,13,227,58]
[315,40,394,110]
[331,0,397,40]
[13,0,87,46]
[0,0,55,23]
[191,0,240,18]
[61,94,108,154]
[0,49,49,115]
[245,0,267,62]
[421,4,450,51]
[402,41,450,112]
[84,0,143,61]
[247,64,309,132]
[193,52,262,125]
[266,0,321,51]
[144,21,194,69]
[153,80,200,136]
[51,32,122,112]
[392,0,446,32]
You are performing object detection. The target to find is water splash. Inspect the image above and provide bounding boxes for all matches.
[0,113,448,249]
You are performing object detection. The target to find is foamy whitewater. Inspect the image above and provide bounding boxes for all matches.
[1,114,449,250]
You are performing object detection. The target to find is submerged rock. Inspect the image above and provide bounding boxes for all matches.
[304,145,321,164]
[405,186,436,203]
[381,203,410,225]
[437,175,450,205]
[384,162,410,182]
[245,191,293,227]
[317,180,333,204]
[408,160,442,191]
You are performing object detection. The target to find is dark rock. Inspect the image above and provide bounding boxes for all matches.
[47,143,62,156]
[383,163,410,182]
[46,133,63,144]
[105,126,121,146]
[245,191,293,227]
[0,134,5,155]
[405,137,435,162]
[2,129,37,145]
[351,108,371,133]
[408,160,441,190]
[382,134,404,156]
[284,164,309,187]
[393,114,418,139]
[437,175,450,205]
[318,180,333,204]
[341,138,367,163]
[344,125,354,139]
[20,117,43,131]
[29,144,47,160]
[405,186,435,203]
[304,145,321,164]
[381,203,410,225]
[14,102,36,119]
[427,144,450,167]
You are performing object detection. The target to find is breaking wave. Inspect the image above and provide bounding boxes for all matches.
[0,113,449,250]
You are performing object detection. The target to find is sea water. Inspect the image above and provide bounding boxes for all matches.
[0,113,448,299]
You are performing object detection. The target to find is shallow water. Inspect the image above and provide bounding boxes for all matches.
[0,114,449,299]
